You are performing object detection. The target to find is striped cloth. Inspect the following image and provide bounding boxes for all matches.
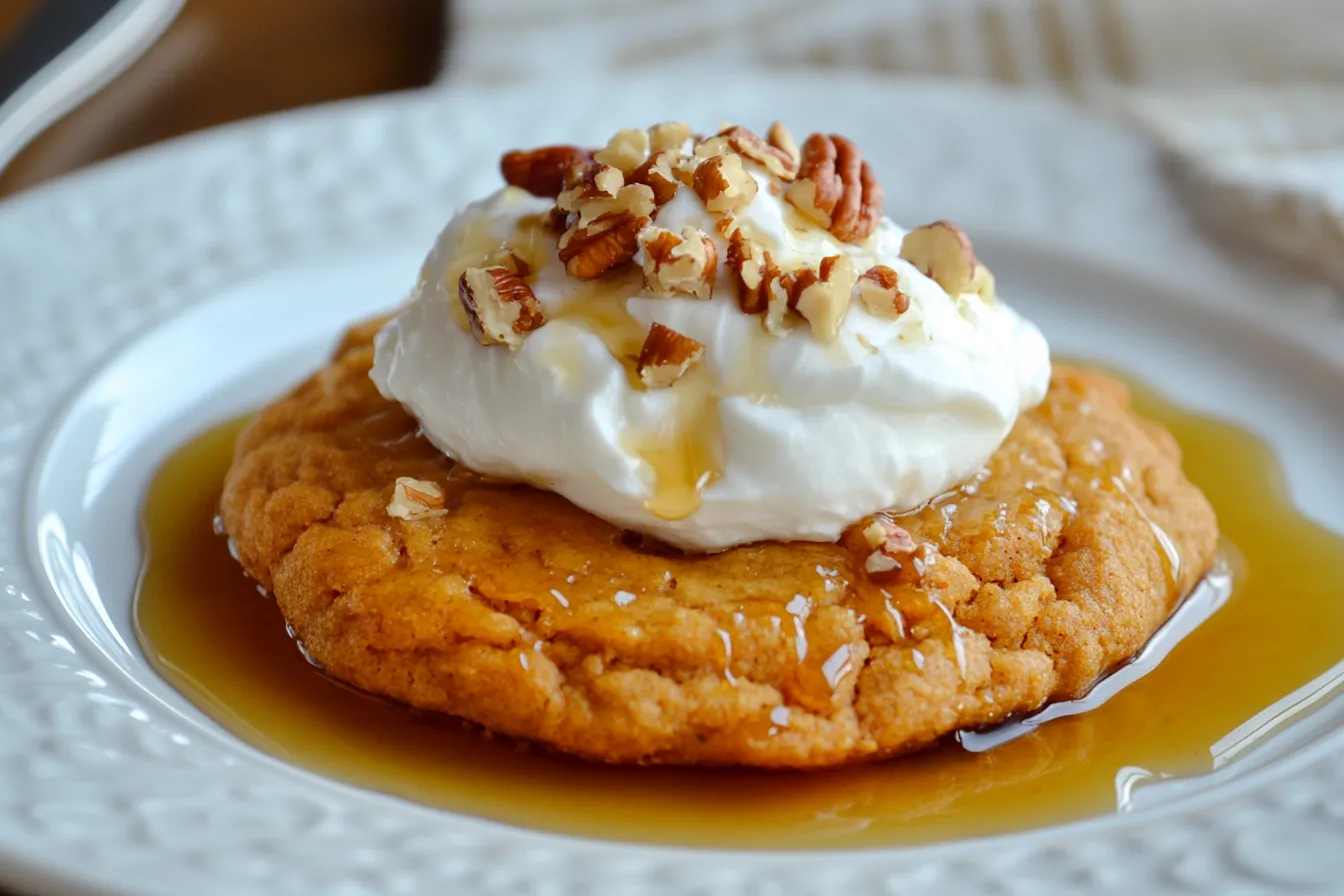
[448,0,1344,291]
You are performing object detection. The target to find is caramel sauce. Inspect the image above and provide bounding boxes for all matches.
[135,372,1344,850]
[622,367,724,521]
[549,268,647,362]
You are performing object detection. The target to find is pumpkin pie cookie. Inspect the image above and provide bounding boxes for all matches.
[220,327,1217,767]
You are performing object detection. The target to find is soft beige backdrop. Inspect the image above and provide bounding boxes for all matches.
[450,0,1344,291]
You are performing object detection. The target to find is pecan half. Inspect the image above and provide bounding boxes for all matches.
[719,124,799,181]
[784,133,882,242]
[458,266,546,346]
[639,225,718,299]
[726,229,780,315]
[899,220,994,299]
[856,264,910,318]
[779,254,856,342]
[637,322,704,388]
[501,145,594,198]
[693,154,758,214]
[558,212,649,279]
[387,477,448,521]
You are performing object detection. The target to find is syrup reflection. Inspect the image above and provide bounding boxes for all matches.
[135,363,1344,850]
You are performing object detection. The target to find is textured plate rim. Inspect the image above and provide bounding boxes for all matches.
[1,74,1342,895]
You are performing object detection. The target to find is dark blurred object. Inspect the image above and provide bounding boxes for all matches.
[0,0,184,177]
[0,0,445,198]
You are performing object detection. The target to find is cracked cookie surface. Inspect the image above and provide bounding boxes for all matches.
[220,321,1217,767]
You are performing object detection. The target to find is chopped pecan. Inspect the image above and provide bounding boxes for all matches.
[500,145,594,198]
[387,476,448,521]
[558,212,648,279]
[899,220,994,299]
[726,229,779,315]
[458,266,546,346]
[639,225,718,299]
[784,133,882,242]
[557,164,624,219]
[558,163,655,231]
[594,127,651,174]
[856,264,910,318]
[482,244,531,278]
[637,322,704,388]
[692,134,731,159]
[779,254,856,341]
[648,120,693,153]
[629,149,682,206]
[763,275,792,335]
[719,124,799,181]
[862,516,917,575]
[693,154,758,214]
[768,121,799,169]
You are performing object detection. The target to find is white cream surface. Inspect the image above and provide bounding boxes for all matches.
[371,181,1051,551]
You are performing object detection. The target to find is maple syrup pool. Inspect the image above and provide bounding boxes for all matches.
[133,371,1344,850]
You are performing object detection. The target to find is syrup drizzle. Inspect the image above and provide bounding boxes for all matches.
[135,370,1344,850]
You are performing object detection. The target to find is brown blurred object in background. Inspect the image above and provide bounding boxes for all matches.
[0,0,444,198]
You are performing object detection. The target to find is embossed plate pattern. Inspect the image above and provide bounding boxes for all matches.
[2,75,1343,895]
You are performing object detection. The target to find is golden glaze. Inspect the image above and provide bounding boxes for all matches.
[136,367,1344,847]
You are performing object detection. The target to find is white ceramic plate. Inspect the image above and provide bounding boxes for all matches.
[3,75,1344,896]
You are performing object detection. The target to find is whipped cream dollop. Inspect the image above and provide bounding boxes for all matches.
[373,136,1050,551]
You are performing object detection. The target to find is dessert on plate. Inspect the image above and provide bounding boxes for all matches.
[220,120,1217,767]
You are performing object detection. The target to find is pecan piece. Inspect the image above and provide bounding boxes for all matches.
[387,477,448,521]
[692,134,731,159]
[693,153,758,214]
[899,220,994,299]
[629,149,682,206]
[862,515,917,575]
[482,244,531,278]
[637,322,704,388]
[458,266,546,347]
[768,121,799,169]
[500,145,594,198]
[558,163,656,231]
[779,254,856,342]
[726,229,780,315]
[719,123,799,181]
[639,225,718,299]
[557,164,624,220]
[558,212,648,279]
[594,127,651,174]
[649,120,693,153]
[856,264,910,318]
[784,133,882,242]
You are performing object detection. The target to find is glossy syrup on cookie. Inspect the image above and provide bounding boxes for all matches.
[134,375,1344,850]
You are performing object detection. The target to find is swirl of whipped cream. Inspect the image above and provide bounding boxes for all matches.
[372,169,1050,551]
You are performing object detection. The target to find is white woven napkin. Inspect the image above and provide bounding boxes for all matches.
[446,0,1344,292]
[1100,85,1344,290]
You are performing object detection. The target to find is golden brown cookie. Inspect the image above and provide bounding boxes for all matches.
[220,324,1218,767]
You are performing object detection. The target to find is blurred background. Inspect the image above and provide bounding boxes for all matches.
[0,0,445,196]
[1,0,1341,287]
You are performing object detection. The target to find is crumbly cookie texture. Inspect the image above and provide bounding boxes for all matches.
[221,324,1217,768]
